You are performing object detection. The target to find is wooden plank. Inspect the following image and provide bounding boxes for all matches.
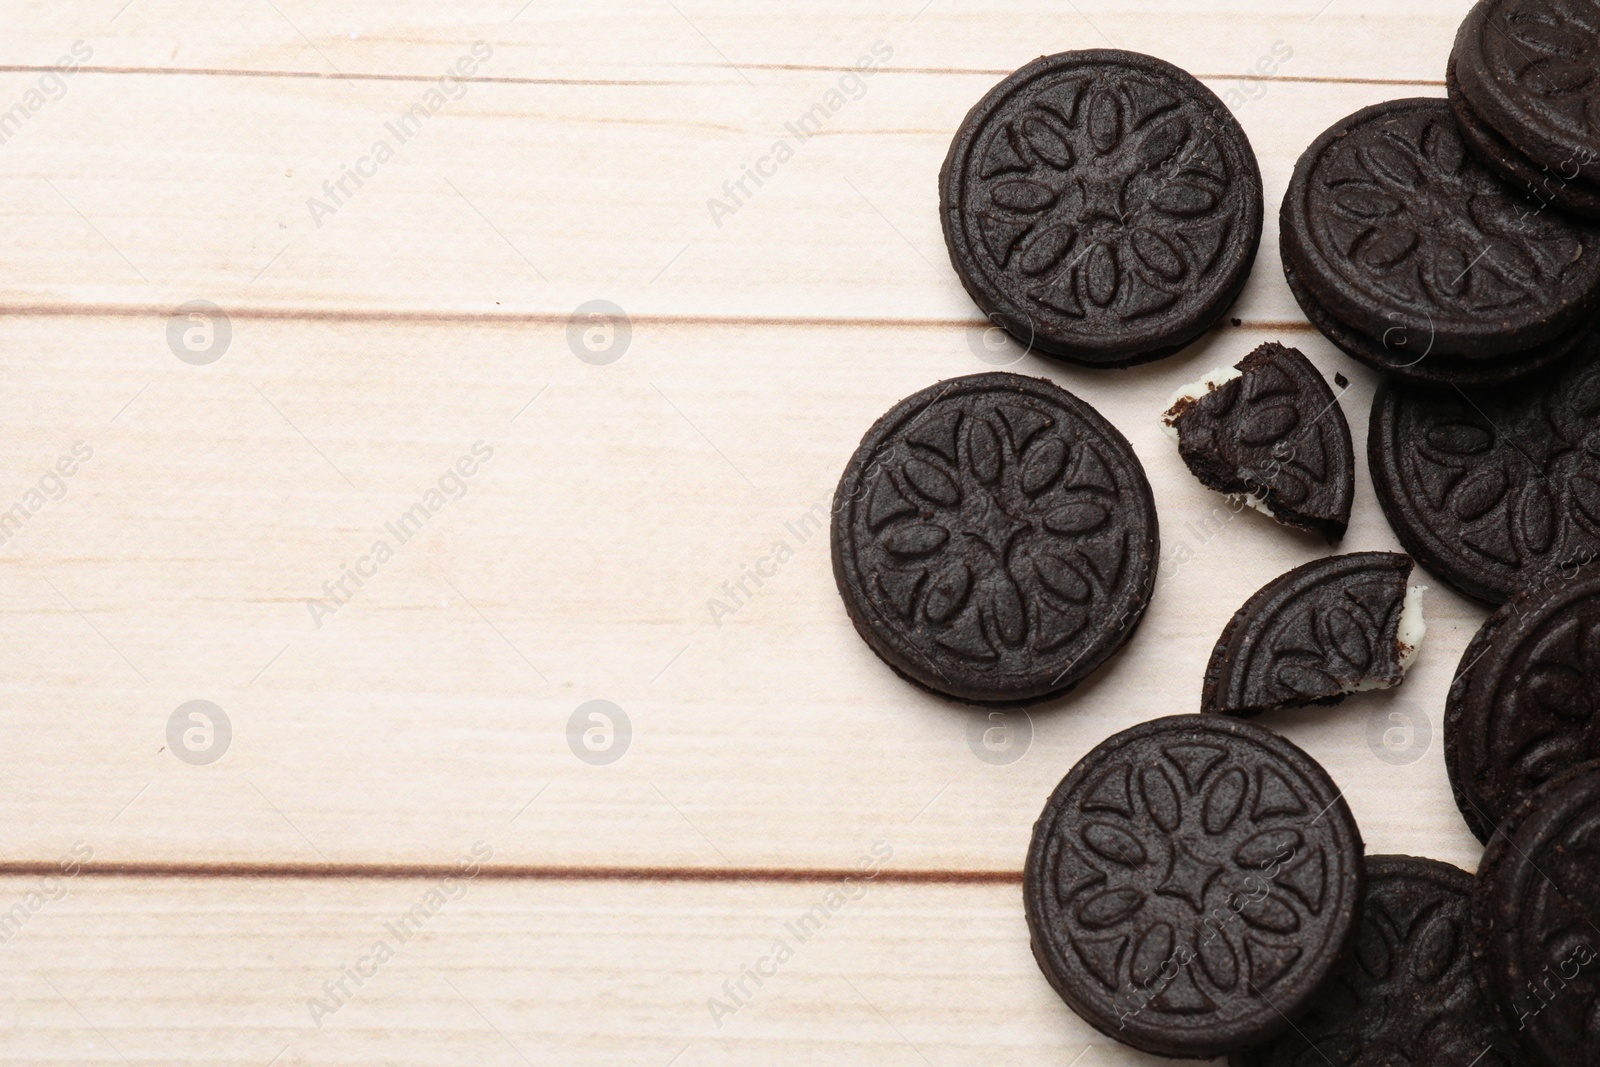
[5,1,1467,84]
[0,873,1208,1065]
[0,312,1487,872]
[0,67,1439,321]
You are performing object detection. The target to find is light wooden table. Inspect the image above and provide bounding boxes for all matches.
[0,1,1486,1063]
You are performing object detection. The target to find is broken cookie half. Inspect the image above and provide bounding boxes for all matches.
[1202,551,1426,717]
[1162,342,1354,539]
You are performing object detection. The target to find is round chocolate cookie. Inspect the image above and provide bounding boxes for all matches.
[1447,566,1600,843]
[1452,0,1600,208]
[1369,333,1600,605]
[831,373,1158,704]
[1473,761,1600,1066]
[940,50,1263,367]
[1232,856,1523,1067]
[1450,55,1600,224]
[1024,714,1364,1058]
[1201,552,1419,717]
[1282,98,1600,368]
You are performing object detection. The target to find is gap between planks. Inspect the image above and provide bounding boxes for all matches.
[0,301,1321,333]
[0,62,1445,89]
[0,860,1024,885]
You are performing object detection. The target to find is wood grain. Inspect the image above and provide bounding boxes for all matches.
[0,873,1190,1066]
[0,313,1486,872]
[0,1,1495,1060]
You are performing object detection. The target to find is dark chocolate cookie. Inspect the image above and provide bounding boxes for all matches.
[831,373,1158,704]
[1450,55,1600,224]
[1369,334,1600,605]
[1452,0,1600,203]
[1163,342,1355,538]
[1284,250,1589,387]
[1473,761,1600,1066]
[1232,855,1524,1067]
[1201,552,1420,717]
[1447,566,1600,843]
[940,50,1263,367]
[1282,98,1600,366]
[1024,714,1364,1059]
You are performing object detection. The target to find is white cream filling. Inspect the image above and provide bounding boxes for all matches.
[1160,365,1242,441]
[1235,492,1276,519]
[1346,585,1427,693]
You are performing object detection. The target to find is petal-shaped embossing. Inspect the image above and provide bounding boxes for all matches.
[1574,475,1600,527]
[1529,664,1591,720]
[1198,929,1239,992]
[1045,502,1110,535]
[1078,887,1144,929]
[1021,437,1069,494]
[1130,228,1185,281]
[1130,922,1175,987]
[1085,243,1119,307]
[1237,403,1299,446]
[1364,141,1421,188]
[1425,423,1491,454]
[1510,17,1580,55]
[1136,116,1190,168]
[1449,467,1507,521]
[1245,363,1295,400]
[1082,822,1147,867]
[1238,892,1301,934]
[1521,482,1556,553]
[1022,116,1075,169]
[991,179,1057,213]
[902,458,960,507]
[1149,182,1217,217]
[1434,244,1473,299]
[989,576,1027,647]
[1202,768,1248,835]
[967,418,1003,485]
[1333,188,1400,218]
[923,563,972,624]
[1411,912,1460,984]
[1276,661,1340,698]
[1019,224,1077,276]
[1235,828,1304,870]
[1035,553,1092,603]
[1363,228,1419,268]
[1030,550,1094,601]
[1140,765,1181,830]
[1427,115,1465,174]
[882,523,948,557]
[1321,608,1371,673]
[1087,89,1121,154]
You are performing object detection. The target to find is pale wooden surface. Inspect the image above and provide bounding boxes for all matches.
[0,1,1486,1063]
